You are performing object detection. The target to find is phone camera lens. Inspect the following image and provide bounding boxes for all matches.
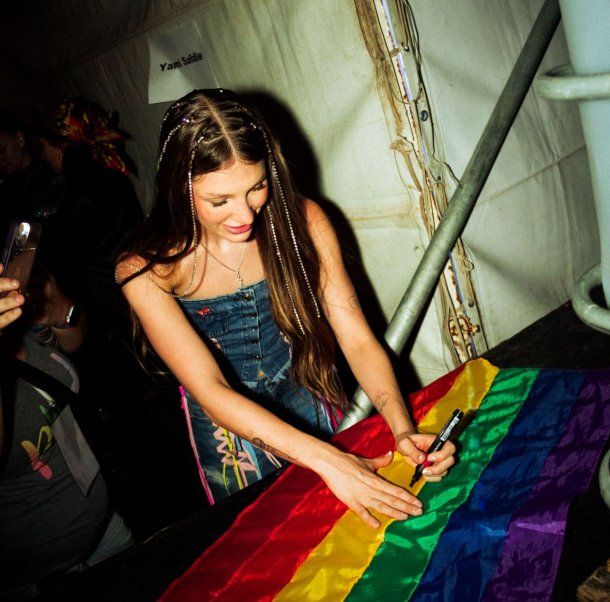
[16,222,30,247]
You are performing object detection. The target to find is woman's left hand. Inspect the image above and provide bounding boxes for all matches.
[395,432,456,482]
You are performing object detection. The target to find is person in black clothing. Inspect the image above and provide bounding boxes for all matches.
[34,97,143,319]
[32,97,147,473]
[32,98,201,534]
[0,263,133,601]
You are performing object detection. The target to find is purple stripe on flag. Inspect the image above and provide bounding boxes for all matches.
[482,371,610,601]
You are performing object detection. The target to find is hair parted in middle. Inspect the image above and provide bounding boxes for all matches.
[120,88,345,409]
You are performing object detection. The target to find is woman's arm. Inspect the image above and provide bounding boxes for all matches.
[305,200,455,480]
[117,258,424,527]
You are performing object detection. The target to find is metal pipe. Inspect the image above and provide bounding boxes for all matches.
[571,265,610,334]
[536,64,610,101]
[535,0,610,332]
[339,0,561,431]
[600,448,610,510]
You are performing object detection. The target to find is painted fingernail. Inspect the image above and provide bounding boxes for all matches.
[412,507,423,516]
[417,454,425,462]
[399,512,408,520]
[422,468,431,476]
[427,455,437,462]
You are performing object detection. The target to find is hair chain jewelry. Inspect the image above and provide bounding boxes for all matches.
[251,121,321,319]
[267,209,306,335]
[146,138,201,298]
[160,100,187,128]
[269,158,321,319]
[157,116,191,171]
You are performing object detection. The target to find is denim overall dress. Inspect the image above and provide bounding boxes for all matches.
[179,279,338,504]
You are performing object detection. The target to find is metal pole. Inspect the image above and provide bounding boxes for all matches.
[535,0,610,337]
[339,0,561,431]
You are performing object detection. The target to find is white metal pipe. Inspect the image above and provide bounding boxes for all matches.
[535,0,610,332]
[559,0,610,309]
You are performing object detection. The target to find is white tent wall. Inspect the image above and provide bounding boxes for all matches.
[1,1,596,385]
[409,0,599,347]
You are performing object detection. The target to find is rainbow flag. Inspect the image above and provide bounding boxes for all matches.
[161,359,610,601]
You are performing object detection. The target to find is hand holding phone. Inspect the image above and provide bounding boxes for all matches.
[0,221,42,299]
[0,263,25,330]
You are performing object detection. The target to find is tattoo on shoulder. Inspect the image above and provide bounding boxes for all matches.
[373,393,391,414]
[252,437,296,463]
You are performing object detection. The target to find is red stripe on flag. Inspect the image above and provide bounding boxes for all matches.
[161,363,465,601]
[161,416,394,602]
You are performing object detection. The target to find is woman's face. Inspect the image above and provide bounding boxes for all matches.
[192,159,268,245]
[0,130,30,176]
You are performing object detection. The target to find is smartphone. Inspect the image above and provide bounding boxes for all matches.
[0,220,42,298]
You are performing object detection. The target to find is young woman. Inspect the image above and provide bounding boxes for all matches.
[116,89,455,528]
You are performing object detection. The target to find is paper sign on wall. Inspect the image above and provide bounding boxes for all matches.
[147,21,218,104]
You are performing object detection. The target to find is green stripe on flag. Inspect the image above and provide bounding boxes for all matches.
[346,368,540,602]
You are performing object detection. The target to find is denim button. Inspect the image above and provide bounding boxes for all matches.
[243,293,252,301]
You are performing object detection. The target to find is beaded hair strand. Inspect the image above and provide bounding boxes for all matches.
[251,121,321,323]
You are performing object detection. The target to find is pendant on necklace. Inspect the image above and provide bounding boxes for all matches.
[236,272,244,290]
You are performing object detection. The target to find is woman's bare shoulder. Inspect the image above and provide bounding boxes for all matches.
[115,254,147,284]
[115,252,179,288]
[303,198,337,246]
[303,198,328,223]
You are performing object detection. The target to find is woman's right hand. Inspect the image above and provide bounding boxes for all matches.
[0,264,24,330]
[316,448,423,528]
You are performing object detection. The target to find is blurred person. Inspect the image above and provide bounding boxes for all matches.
[35,99,200,533]
[34,97,143,316]
[0,110,62,239]
[0,263,133,601]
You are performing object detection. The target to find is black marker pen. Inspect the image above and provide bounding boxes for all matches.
[409,409,464,487]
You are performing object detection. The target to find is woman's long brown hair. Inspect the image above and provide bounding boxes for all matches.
[119,89,344,409]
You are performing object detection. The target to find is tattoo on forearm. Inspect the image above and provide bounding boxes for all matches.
[372,393,391,414]
[348,295,360,310]
[252,437,296,462]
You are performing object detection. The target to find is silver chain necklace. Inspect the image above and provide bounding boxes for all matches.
[144,245,199,298]
[201,240,248,290]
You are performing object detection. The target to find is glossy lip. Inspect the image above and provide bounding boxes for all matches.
[223,223,252,234]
